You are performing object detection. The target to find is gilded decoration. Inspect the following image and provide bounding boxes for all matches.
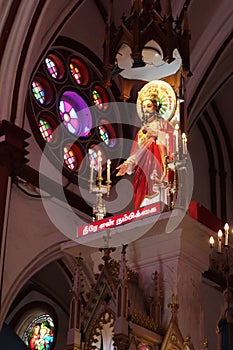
[130,310,161,333]
[161,295,195,350]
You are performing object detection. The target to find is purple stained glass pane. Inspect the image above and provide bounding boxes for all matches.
[59,91,92,137]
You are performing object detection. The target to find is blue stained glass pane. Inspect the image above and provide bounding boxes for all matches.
[59,100,65,113]
[68,124,76,134]
[69,108,77,118]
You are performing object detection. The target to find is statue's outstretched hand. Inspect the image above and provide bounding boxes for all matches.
[116,162,128,176]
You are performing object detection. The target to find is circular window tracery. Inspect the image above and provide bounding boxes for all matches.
[27,43,123,185]
[59,91,92,137]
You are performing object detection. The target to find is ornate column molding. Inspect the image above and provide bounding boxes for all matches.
[0,120,30,327]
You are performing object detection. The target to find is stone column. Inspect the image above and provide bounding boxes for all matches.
[113,245,130,350]
[126,214,211,350]
[0,120,30,326]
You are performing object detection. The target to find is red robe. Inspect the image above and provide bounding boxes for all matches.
[126,119,173,208]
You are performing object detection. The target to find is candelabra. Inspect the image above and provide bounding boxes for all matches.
[152,125,188,210]
[89,150,112,221]
[209,223,232,287]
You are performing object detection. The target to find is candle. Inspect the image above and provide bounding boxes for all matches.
[97,150,102,178]
[182,132,187,155]
[90,158,94,181]
[218,229,223,253]
[165,133,169,156]
[107,159,111,182]
[224,222,229,246]
[174,124,179,154]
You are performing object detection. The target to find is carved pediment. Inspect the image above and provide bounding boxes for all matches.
[161,295,195,350]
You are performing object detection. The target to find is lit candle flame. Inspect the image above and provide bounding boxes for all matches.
[218,229,223,253]
[224,222,229,246]
[209,235,214,248]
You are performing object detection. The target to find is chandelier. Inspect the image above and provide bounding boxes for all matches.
[209,223,233,288]
[103,0,191,100]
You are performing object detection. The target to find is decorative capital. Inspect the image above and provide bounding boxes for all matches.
[0,120,30,171]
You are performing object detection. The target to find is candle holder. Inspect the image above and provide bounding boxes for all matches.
[153,128,188,210]
[89,150,112,221]
[208,223,232,287]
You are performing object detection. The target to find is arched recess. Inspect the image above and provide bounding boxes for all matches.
[4,259,73,350]
[9,301,58,347]
[1,243,73,329]
[192,99,232,224]
[203,110,226,222]
[196,118,217,215]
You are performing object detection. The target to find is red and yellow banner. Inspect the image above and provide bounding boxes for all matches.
[77,202,161,237]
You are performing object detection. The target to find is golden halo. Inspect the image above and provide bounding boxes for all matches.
[136,80,177,121]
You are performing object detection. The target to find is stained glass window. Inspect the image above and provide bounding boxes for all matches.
[59,91,92,137]
[45,57,58,79]
[70,63,82,84]
[64,145,78,171]
[91,85,109,111]
[32,81,46,105]
[92,89,102,109]
[69,58,89,86]
[23,314,55,350]
[38,118,53,142]
[45,54,65,80]
[98,121,116,147]
[98,125,110,145]
[28,46,121,181]
[63,144,83,171]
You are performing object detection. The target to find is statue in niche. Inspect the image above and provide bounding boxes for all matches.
[116,84,175,208]
[216,287,233,350]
